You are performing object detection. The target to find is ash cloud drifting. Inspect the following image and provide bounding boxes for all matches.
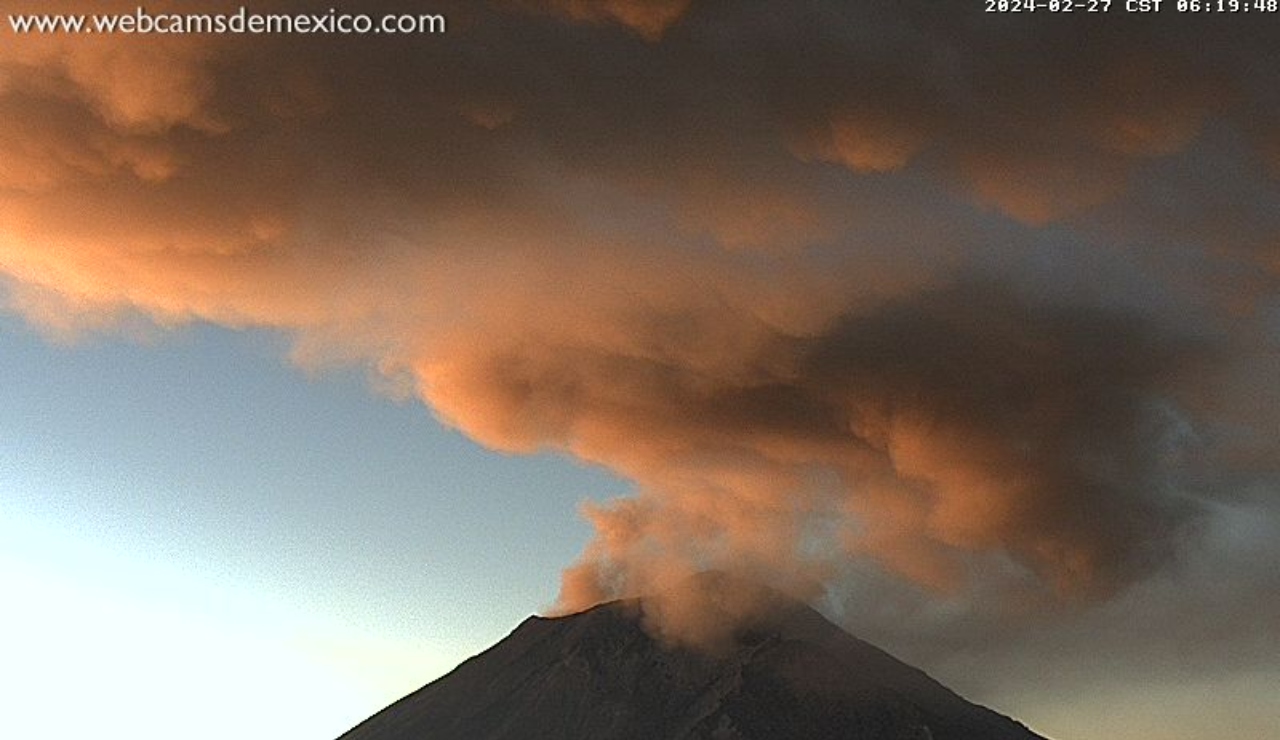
[2,0,1278,642]
[552,280,1210,615]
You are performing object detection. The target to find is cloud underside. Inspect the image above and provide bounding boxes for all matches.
[2,0,1278,646]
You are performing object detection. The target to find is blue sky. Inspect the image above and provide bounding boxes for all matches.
[0,317,628,738]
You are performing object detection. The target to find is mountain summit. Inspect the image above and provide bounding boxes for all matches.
[336,573,1048,740]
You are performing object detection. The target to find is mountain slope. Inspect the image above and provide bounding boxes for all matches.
[336,576,1048,740]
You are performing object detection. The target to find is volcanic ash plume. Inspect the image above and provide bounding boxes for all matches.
[547,282,1209,617]
[2,1,1277,640]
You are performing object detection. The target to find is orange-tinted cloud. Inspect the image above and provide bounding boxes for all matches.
[545,282,1209,613]
[518,0,693,40]
[2,1,1277,642]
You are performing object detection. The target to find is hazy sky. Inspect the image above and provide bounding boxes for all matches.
[2,2,1278,739]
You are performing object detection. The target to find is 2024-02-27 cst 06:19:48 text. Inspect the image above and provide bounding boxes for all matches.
[985,0,1114,12]
[987,0,1280,10]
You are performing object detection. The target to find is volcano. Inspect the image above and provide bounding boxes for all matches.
[336,574,1049,740]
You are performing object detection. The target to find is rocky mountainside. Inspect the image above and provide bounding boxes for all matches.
[336,575,1049,740]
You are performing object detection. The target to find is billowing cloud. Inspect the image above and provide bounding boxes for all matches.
[2,0,1277,660]
[550,281,1209,612]
[517,0,693,40]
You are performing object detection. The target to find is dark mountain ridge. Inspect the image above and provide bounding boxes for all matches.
[337,574,1049,740]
